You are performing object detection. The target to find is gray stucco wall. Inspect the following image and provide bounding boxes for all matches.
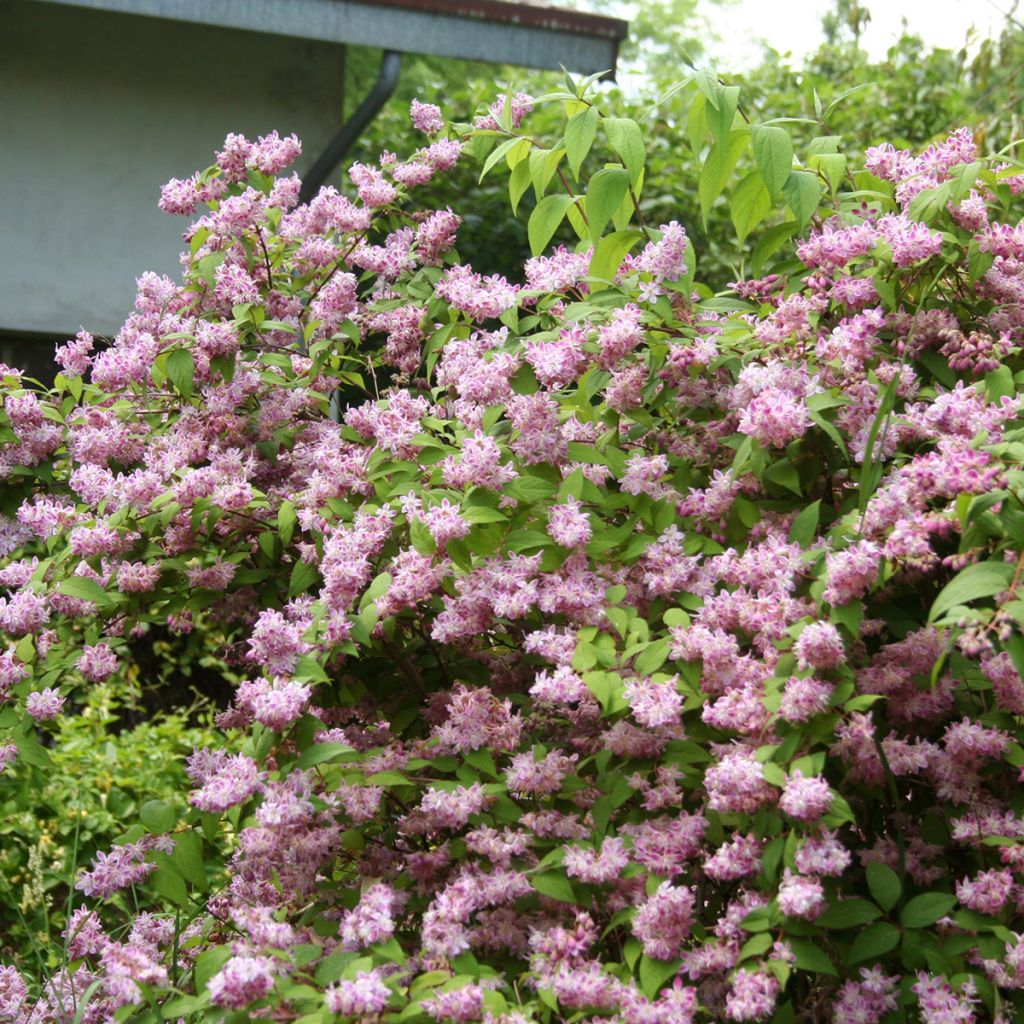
[1,1,346,341]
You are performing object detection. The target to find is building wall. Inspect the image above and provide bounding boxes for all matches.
[1,1,347,348]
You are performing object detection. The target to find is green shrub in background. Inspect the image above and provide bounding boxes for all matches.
[0,681,222,966]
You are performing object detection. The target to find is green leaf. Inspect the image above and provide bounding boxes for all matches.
[172,830,207,888]
[589,229,643,287]
[848,922,900,964]
[816,898,882,929]
[634,638,670,675]
[867,862,902,912]
[57,577,111,607]
[900,892,957,929]
[296,742,354,769]
[740,905,773,932]
[751,125,793,199]
[532,871,577,903]
[928,561,1015,623]
[788,500,820,547]
[639,954,679,997]
[529,146,565,200]
[739,933,774,961]
[782,170,823,231]
[700,129,749,227]
[139,799,177,834]
[289,559,320,597]
[730,171,772,243]
[809,153,847,195]
[752,221,797,276]
[166,348,195,399]
[195,947,233,992]
[604,117,646,182]
[565,106,600,179]
[509,157,532,215]
[479,136,527,183]
[707,86,740,147]
[586,167,632,241]
[150,861,189,907]
[764,459,801,496]
[528,194,575,256]
[366,771,410,786]
[788,938,837,975]
[277,500,297,547]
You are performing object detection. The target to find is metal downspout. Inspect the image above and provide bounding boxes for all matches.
[299,48,403,205]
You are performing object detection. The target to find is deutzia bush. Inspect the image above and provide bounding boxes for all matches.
[1,73,1024,1023]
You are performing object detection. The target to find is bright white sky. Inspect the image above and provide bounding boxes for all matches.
[703,0,1011,68]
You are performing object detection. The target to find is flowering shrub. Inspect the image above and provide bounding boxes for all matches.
[1,72,1024,1023]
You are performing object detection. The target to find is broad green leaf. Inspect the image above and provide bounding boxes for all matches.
[900,892,957,929]
[509,157,532,215]
[565,106,600,179]
[585,167,632,241]
[695,68,722,108]
[634,638,670,675]
[277,500,297,547]
[296,742,355,769]
[752,221,797,275]
[195,947,233,992]
[740,905,773,932]
[172,830,207,888]
[707,85,740,147]
[166,348,195,399]
[730,170,772,243]
[529,146,565,200]
[528,194,575,256]
[782,170,823,231]
[817,898,882,929]
[810,152,847,195]
[700,129,749,227]
[751,125,793,199]
[479,136,527,183]
[788,500,820,547]
[867,862,901,912]
[289,559,320,597]
[532,871,577,903]
[639,954,679,997]
[139,799,177,834]
[848,922,900,964]
[788,938,837,975]
[687,91,708,155]
[928,561,1015,623]
[150,862,188,907]
[589,229,643,287]
[367,771,411,786]
[604,117,646,182]
[57,577,111,607]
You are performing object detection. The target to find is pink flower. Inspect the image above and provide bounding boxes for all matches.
[794,621,846,671]
[77,643,118,682]
[737,389,811,448]
[726,969,780,1021]
[410,98,444,135]
[25,688,64,721]
[623,675,683,728]
[633,881,695,959]
[563,837,628,883]
[326,970,391,1016]
[208,955,277,1009]
[777,869,825,919]
[779,771,832,822]
[956,868,1014,915]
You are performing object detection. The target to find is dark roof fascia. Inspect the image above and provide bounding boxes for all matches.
[29,0,628,74]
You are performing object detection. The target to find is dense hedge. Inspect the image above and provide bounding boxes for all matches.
[2,73,1024,1023]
